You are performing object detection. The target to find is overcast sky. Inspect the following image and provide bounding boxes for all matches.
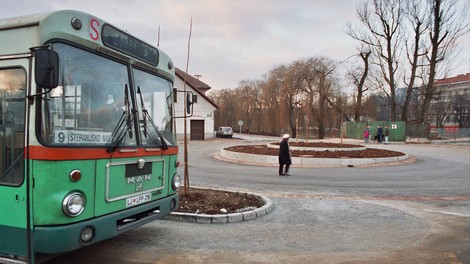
[1,0,469,91]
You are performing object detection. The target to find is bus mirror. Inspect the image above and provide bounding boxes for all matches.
[35,49,59,89]
[186,93,193,115]
[174,90,193,118]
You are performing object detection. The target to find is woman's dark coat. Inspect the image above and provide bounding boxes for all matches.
[278,139,291,164]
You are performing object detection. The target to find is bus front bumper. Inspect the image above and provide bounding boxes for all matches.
[34,194,178,254]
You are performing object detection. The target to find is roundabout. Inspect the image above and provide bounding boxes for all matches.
[220,141,409,167]
[47,136,470,264]
[168,141,409,224]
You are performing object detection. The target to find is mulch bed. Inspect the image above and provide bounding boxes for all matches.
[176,187,265,215]
[271,141,361,148]
[225,142,405,158]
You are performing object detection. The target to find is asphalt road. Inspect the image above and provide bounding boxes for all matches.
[46,136,470,264]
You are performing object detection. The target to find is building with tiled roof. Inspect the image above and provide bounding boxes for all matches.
[431,73,470,129]
[173,68,219,140]
[175,68,212,95]
[435,73,470,86]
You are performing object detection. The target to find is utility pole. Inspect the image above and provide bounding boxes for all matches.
[183,18,192,196]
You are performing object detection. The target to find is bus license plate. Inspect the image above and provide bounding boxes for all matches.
[126,193,152,207]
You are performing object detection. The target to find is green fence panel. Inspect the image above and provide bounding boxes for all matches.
[406,123,430,138]
[343,121,406,142]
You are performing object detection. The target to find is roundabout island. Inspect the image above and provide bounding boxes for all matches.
[220,141,409,167]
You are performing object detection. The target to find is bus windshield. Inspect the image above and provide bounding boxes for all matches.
[39,43,175,147]
[134,68,175,147]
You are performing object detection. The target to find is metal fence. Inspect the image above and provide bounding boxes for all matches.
[343,121,470,141]
[343,121,406,141]
[430,127,470,139]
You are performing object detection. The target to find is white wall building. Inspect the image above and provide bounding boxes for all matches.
[431,73,470,127]
[173,68,218,140]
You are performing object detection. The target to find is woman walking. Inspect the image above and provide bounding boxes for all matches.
[278,134,292,176]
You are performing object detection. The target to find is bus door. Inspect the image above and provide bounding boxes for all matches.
[0,64,29,259]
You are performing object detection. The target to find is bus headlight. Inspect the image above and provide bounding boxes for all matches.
[62,192,85,217]
[172,174,181,190]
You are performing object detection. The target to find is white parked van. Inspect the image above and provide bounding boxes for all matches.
[216,126,233,138]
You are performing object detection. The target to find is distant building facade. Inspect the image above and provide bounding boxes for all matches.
[173,68,218,140]
[395,73,470,127]
[431,73,470,127]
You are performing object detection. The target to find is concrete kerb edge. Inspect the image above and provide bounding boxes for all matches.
[165,189,274,224]
[220,146,409,167]
[266,142,367,151]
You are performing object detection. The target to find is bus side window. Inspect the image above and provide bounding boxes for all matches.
[0,98,4,126]
[0,68,26,186]
[0,98,14,126]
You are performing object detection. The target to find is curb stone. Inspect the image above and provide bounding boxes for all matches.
[220,147,409,167]
[165,191,273,224]
[266,142,367,151]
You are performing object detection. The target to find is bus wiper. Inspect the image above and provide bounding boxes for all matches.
[137,87,148,138]
[107,85,134,152]
[137,87,168,150]
[124,85,133,139]
[107,111,127,152]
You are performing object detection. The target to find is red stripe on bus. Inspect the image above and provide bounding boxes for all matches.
[26,146,178,160]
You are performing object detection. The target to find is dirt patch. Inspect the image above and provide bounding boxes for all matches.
[226,143,405,158]
[176,187,265,215]
[272,141,361,148]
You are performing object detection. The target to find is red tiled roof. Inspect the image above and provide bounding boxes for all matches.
[435,73,470,85]
[175,68,211,92]
[175,68,219,109]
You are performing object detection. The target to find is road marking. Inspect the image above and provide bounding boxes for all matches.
[423,209,470,218]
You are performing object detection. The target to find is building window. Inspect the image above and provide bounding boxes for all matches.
[192,94,198,103]
[173,88,177,103]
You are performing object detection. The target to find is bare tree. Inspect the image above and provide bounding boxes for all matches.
[263,66,285,134]
[313,57,336,139]
[348,0,404,121]
[298,58,316,142]
[208,88,237,127]
[279,63,304,138]
[238,80,262,131]
[401,0,429,121]
[348,49,372,121]
[211,58,349,139]
[418,0,469,123]
[301,57,347,139]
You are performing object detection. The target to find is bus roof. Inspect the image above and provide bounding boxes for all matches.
[0,11,55,28]
[0,10,174,80]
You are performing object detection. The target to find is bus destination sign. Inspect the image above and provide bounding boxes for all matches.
[102,24,159,66]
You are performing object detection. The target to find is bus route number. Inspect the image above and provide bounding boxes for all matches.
[57,132,66,143]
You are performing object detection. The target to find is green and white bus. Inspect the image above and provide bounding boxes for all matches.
[0,10,181,263]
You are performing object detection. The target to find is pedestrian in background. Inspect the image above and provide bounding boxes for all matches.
[278,134,291,176]
[377,125,383,143]
[367,125,372,142]
[364,126,370,144]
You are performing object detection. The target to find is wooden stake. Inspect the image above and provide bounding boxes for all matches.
[183,17,192,196]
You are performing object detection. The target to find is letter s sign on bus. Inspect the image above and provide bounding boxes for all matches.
[89,17,100,41]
